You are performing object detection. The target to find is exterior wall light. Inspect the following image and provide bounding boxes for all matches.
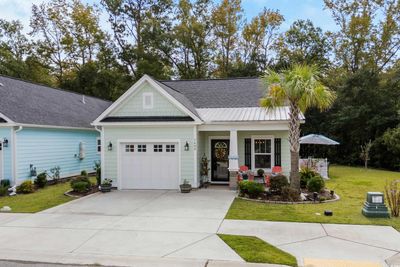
[108,142,113,151]
[3,138,8,147]
[184,141,189,151]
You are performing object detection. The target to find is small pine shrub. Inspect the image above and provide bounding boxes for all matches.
[16,180,35,194]
[307,175,325,193]
[300,167,318,189]
[270,174,289,193]
[34,172,47,188]
[81,170,88,177]
[71,181,90,193]
[0,185,8,196]
[257,169,265,177]
[0,179,10,188]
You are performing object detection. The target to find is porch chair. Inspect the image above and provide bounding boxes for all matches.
[264,166,283,187]
[237,165,253,182]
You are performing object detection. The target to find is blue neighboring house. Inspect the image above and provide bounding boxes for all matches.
[0,75,111,185]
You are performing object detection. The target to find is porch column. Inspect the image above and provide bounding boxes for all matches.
[228,129,239,189]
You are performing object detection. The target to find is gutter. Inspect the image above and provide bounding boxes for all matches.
[12,126,23,185]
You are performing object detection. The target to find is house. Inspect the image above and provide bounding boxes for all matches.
[0,75,111,185]
[93,75,303,189]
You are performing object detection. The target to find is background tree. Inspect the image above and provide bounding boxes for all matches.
[261,65,336,190]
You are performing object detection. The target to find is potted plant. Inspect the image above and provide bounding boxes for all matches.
[200,154,210,188]
[180,179,192,193]
[100,178,112,193]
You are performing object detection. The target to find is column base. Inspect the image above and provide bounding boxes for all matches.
[229,170,238,190]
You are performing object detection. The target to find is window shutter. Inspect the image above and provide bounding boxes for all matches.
[274,138,281,166]
[245,138,251,168]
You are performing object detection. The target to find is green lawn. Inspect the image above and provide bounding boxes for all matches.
[0,177,96,213]
[218,234,298,266]
[226,165,400,230]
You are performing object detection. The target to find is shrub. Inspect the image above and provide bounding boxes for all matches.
[385,179,400,217]
[257,169,265,177]
[34,172,47,188]
[0,185,8,196]
[281,186,300,202]
[270,174,289,193]
[300,167,318,189]
[94,161,101,186]
[238,181,264,199]
[81,170,88,177]
[0,179,10,188]
[70,176,91,193]
[71,181,90,193]
[307,175,325,193]
[16,180,35,194]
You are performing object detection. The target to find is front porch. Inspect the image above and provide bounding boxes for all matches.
[197,129,290,189]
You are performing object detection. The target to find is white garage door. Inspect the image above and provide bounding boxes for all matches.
[120,142,179,189]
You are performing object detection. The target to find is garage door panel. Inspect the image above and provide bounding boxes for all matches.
[120,143,179,190]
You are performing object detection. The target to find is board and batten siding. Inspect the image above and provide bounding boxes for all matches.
[103,126,196,187]
[0,127,13,180]
[16,127,100,181]
[110,82,186,117]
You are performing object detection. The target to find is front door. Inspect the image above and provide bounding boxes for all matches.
[211,139,230,182]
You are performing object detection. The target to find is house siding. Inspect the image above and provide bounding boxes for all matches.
[0,127,13,180]
[103,126,196,187]
[110,82,186,117]
[16,127,100,181]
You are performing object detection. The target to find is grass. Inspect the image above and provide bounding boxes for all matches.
[226,165,400,230]
[0,177,97,213]
[218,234,298,266]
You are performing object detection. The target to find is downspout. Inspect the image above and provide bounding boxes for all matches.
[94,126,104,183]
[12,126,23,185]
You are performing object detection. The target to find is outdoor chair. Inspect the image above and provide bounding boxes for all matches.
[264,166,283,187]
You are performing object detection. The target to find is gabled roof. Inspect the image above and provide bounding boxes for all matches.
[0,75,111,128]
[159,77,263,108]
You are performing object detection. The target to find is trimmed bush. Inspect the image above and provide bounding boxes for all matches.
[257,169,265,177]
[0,185,8,196]
[70,176,91,193]
[307,175,325,193]
[270,174,289,193]
[71,181,90,193]
[81,170,88,177]
[300,167,318,189]
[0,179,10,188]
[281,186,300,202]
[34,172,47,188]
[238,180,264,199]
[16,180,35,194]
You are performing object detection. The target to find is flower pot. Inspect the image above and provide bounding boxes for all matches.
[180,184,192,193]
[100,185,112,193]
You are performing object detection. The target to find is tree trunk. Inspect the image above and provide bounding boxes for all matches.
[289,102,301,190]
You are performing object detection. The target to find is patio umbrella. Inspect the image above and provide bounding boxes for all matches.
[300,134,340,145]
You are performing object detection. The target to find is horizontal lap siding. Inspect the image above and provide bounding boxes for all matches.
[103,126,195,186]
[0,127,12,180]
[110,83,186,117]
[16,128,100,181]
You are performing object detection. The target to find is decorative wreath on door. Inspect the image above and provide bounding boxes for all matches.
[214,142,228,160]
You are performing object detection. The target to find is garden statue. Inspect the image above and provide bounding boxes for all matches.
[200,154,210,188]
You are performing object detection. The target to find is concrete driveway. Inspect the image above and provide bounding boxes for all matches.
[0,189,246,267]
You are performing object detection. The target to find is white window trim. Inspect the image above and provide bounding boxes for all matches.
[96,137,101,154]
[251,135,274,172]
[142,92,154,109]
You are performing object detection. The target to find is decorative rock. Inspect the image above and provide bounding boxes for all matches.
[300,193,307,201]
[315,213,321,216]
[0,206,12,212]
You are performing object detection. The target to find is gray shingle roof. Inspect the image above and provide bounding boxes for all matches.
[159,77,263,108]
[0,75,112,128]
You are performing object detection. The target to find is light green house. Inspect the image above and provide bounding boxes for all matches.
[93,75,301,189]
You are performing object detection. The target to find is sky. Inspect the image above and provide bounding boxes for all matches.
[0,0,338,34]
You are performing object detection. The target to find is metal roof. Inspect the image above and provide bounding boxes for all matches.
[196,107,304,122]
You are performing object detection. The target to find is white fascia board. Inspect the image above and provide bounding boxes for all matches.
[198,122,290,131]
[16,123,96,131]
[92,121,202,127]
[0,112,15,124]
[92,75,202,124]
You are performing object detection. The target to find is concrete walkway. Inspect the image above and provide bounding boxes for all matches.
[219,219,400,267]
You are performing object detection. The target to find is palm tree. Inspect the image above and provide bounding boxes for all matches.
[260,64,336,190]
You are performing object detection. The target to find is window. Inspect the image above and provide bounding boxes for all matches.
[253,138,272,169]
[143,93,153,109]
[125,144,134,152]
[96,138,101,153]
[138,144,147,152]
[166,144,175,152]
[154,144,163,152]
